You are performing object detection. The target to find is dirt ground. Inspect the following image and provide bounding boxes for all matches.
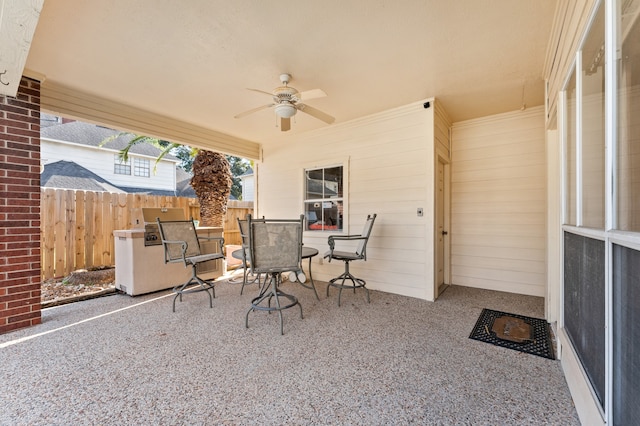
[41,267,116,305]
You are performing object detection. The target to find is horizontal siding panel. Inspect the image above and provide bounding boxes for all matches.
[450,177,544,193]
[451,276,545,297]
[451,189,546,204]
[452,223,545,238]
[454,127,544,150]
[451,202,545,215]
[453,234,545,250]
[453,139,544,162]
[452,245,543,262]
[451,109,546,295]
[452,265,545,287]
[453,164,546,182]
[454,155,545,173]
[451,255,546,274]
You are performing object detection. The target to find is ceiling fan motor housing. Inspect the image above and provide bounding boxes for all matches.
[275,102,297,118]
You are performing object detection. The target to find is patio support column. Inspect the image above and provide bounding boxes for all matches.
[0,77,42,334]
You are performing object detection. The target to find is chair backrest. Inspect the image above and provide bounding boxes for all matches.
[356,214,377,257]
[157,218,202,262]
[248,214,304,274]
[237,217,249,248]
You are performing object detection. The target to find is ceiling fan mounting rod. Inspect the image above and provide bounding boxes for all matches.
[279,73,291,85]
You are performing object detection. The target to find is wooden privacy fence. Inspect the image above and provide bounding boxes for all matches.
[40,188,252,280]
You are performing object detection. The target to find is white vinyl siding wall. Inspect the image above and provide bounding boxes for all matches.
[451,107,546,297]
[257,99,438,300]
[41,140,177,191]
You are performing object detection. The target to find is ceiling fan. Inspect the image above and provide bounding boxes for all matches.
[234,74,335,132]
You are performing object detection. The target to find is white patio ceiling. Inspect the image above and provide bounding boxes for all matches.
[26,0,556,150]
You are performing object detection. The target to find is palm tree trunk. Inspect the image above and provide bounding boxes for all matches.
[190,151,232,227]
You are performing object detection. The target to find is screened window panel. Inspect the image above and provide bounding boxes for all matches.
[612,244,640,424]
[563,232,605,408]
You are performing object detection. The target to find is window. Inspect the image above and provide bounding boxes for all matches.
[560,2,640,421]
[616,0,640,231]
[114,155,130,175]
[134,158,150,177]
[581,6,605,228]
[304,165,343,231]
[565,70,577,226]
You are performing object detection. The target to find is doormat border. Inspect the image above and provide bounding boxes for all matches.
[469,308,555,360]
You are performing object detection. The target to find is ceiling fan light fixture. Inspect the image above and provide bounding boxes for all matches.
[275,103,297,118]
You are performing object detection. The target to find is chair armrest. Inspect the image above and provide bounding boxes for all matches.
[327,234,365,249]
[161,239,189,265]
[326,235,366,261]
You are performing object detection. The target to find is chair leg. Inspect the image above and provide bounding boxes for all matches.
[240,263,262,295]
[240,263,248,295]
[171,264,215,312]
[246,272,302,335]
[326,261,370,306]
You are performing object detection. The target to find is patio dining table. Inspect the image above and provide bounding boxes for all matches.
[232,246,320,300]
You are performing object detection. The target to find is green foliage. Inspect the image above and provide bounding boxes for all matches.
[227,155,252,200]
[100,132,251,199]
[99,133,180,173]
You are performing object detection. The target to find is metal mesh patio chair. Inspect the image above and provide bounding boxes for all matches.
[227,216,264,294]
[245,214,304,335]
[157,218,225,312]
[324,213,377,306]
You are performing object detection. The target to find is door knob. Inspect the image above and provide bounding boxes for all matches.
[442,231,448,236]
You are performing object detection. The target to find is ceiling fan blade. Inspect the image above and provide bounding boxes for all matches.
[297,104,335,124]
[234,104,274,119]
[299,89,326,100]
[247,88,275,97]
[280,117,291,132]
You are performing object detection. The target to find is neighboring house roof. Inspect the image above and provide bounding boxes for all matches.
[176,167,196,198]
[41,160,124,193]
[40,120,179,160]
[41,160,198,198]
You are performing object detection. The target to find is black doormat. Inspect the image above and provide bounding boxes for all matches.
[469,308,555,360]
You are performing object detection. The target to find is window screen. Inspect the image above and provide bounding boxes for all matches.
[613,244,640,424]
[563,231,605,407]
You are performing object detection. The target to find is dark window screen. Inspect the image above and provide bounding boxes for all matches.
[613,244,640,424]
[563,232,605,407]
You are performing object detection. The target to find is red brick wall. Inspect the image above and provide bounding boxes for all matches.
[0,77,42,334]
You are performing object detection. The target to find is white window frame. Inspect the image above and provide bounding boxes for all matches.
[302,157,349,234]
[133,157,150,177]
[114,154,131,175]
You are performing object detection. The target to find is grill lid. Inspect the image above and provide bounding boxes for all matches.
[140,207,185,224]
